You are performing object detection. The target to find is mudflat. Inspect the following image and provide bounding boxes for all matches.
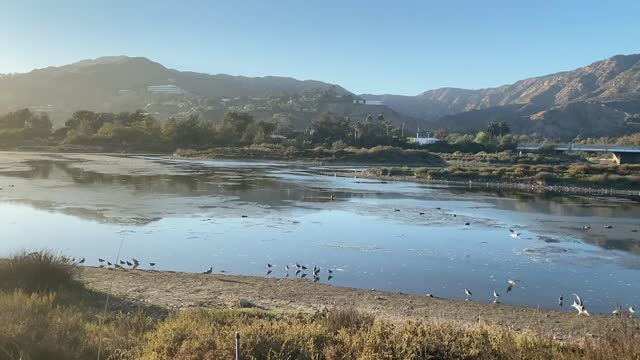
[78,267,629,341]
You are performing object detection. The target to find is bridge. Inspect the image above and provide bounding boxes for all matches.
[516,144,640,164]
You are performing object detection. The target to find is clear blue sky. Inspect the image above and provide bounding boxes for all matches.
[1,0,639,95]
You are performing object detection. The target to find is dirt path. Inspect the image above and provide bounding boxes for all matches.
[78,267,626,340]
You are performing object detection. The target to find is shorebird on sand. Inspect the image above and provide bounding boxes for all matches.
[493,290,501,303]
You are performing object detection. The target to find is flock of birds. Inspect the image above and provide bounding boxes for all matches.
[91,257,155,270]
[463,279,636,318]
[267,263,335,282]
[72,215,636,318]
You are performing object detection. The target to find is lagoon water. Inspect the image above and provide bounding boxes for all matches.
[1,154,639,314]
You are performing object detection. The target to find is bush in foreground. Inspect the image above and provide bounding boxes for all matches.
[0,250,76,293]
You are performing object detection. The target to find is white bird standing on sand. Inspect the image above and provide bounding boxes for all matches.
[509,229,521,238]
[203,267,213,274]
[571,293,590,316]
[613,304,622,316]
[506,279,519,293]
[558,295,563,307]
[464,288,472,301]
[493,290,500,303]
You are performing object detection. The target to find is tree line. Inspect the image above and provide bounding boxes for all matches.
[3,108,639,152]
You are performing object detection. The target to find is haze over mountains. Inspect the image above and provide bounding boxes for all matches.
[1,54,639,139]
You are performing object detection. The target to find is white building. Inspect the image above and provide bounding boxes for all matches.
[146,84,187,95]
[413,135,439,145]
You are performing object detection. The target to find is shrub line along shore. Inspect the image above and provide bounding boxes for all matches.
[350,171,640,199]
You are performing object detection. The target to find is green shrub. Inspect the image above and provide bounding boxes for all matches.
[0,250,76,293]
[534,172,558,185]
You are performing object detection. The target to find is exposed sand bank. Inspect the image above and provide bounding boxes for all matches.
[78,267,632,341]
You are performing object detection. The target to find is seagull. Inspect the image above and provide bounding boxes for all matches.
[295,269,302,276]
[328,275,333,281]
[630,307,636,317]
[506,280,519,293]
[267,263,273,268]
[394,209,400,212]
[149,262,156,267]
[558,295,563,307]
[571,293,590,316]
[114,264,123,269]
[266,269,272,276]
[604,225,613,229]
[509,229,521,238]
[582,225,591,230]
[78,258,85,264]
[98,258,105,263]
[203,267,213,274]
[613,304,622,316]
[300,265,307,270]
[132,258,140,265]
[126,261,133,267]
[419,212,425,215]
[301,273,307,278]
[98,264,105,268]
[107,261,112,266]
[119,260,126,265]
[465,222,470,226]
[284,265,289,271]
[464,288,472,301]
[328,269,333,274]
[493,290,501,303]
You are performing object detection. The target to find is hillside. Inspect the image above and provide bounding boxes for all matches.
[0,56,360,127]
[363,54,640,138]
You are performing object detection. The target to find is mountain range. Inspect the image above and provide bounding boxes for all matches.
[1,54,639,139]
[362,54,640,138]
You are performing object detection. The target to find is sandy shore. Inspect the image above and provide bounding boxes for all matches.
[78,267,631,340]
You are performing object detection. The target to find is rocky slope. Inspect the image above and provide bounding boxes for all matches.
[364,54,640,138]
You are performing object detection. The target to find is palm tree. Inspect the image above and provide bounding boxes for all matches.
[498,121,510,136]
[486,122,500,140]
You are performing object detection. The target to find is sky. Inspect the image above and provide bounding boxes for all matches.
[1,0,639,95]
